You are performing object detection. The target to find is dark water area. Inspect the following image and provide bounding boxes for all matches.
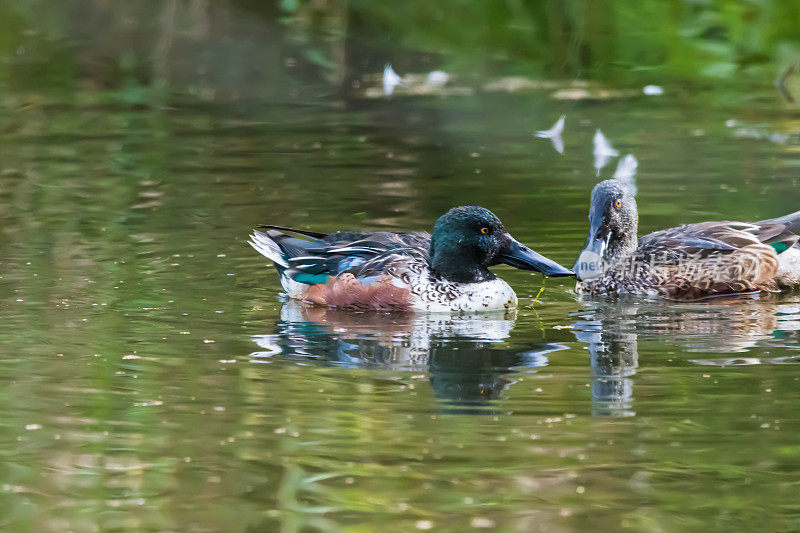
[2,1,800,531]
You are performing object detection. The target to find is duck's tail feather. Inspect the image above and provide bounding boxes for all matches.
[762,210,800,233]
[757,210,800,252]
[248,230,290,268]
[249,227,334,285]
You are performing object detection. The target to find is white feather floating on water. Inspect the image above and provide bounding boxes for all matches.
[593,129,619,175]
[534,115,565,154]
[382,63,402,97]
[613,154,638,181]
[593,129,618,158]
[535,115,565,138]
[427,70,450,86]
[613,154,638,195]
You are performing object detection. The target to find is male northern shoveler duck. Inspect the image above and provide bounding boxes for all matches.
[249,206,573,312]
[574,179,800,299]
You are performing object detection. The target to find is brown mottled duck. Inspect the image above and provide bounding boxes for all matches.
[574,179,800,299]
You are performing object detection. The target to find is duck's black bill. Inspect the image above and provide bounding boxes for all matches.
[499,237,574,277]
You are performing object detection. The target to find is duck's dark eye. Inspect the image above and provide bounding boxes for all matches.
[480,227,490,235]
[614,200,622,209]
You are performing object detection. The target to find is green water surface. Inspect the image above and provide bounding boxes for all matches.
[2,2,800,531]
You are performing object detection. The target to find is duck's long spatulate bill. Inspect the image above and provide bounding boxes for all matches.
[499,236,574,277]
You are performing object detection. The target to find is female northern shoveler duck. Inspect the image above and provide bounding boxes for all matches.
[249,206,573,312]
[574,179,800,299]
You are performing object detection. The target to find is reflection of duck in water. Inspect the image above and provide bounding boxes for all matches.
[578,294,800,352]
[575,179,800,299]
[251,301,567,407]
[572,302,639,417]
[573,295,800,415]
[249,206,572,312]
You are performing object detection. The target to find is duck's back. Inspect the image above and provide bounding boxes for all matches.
[316,231,432,279]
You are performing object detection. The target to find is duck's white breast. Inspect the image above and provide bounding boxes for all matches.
[394,268,518,312]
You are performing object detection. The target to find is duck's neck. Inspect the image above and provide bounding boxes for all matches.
[429,240,494,284]
[605,224,638,266]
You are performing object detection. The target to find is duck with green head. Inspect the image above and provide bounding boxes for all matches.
[574,179,800,299]
[250,206,573,312]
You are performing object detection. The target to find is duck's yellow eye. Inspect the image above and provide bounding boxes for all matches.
[480,227,490,235]
[615,200,622,209]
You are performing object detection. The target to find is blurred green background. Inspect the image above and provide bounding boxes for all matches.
[2,0,800,99]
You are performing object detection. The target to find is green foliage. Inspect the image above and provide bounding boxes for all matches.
[280,0,800,82]
[0,0,799,95]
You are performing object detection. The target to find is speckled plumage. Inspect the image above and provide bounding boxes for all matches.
[576,180,800,300]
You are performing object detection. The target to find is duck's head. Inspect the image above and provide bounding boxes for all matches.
[430,206,573,283]
[574,179,639,281]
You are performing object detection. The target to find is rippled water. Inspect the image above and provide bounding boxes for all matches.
[4,9,800,532]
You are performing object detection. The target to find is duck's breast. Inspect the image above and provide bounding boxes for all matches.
[393,269,518,312]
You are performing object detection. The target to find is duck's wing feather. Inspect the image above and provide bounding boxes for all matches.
[257,224,326,239]
[638,222,765,257]
[250,227,431,285]
[639,213,800,258]
[635,221,780,298]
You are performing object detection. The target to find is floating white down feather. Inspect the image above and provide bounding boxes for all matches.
[534,115,566,154]
[593,129,619,175]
